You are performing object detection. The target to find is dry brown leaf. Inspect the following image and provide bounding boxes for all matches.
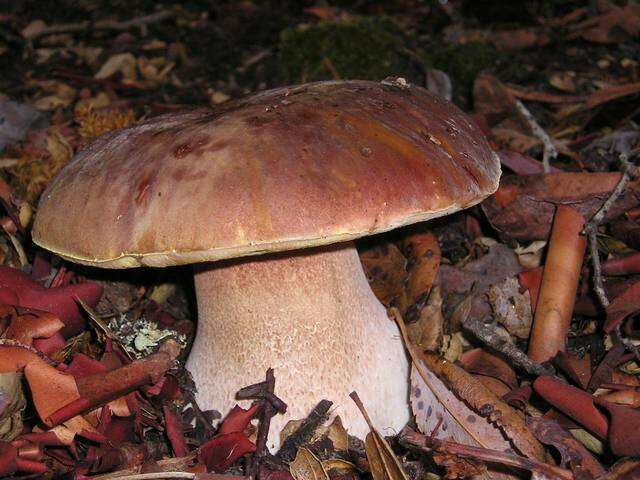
[33,82,76,111]
[364,431,409,480]
[568,4,640,44]
[290,448,329,480]
[482,173,640,241]
[137,56,175,83]
[399,312,518,480]
[460,349,518,390]
[421,350,547,462]
[350,392,409,480]
[406,286,443,352]
[21,19,46,39]
[586,81,640,109]
[488,277,532,339]
[359,242,408,309]
[325,416,348,452]
[46,129,73,165]
[402,231,441,305]
[0,372,26,441]
[514,241,547,269]
[548,72,577,93]
[410,366,513,449]
[95,52,137,81]
[322,459,359,475]
[491,125,541,153]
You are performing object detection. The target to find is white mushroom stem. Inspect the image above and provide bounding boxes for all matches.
[186,242,409,450]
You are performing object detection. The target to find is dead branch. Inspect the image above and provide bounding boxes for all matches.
[400,428,573,480]
[23,8,179,40]
[276,399,333,462]
[514,99,557,173]
[463,317,552,376]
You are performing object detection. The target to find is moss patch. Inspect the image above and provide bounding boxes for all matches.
[279,17,416,83]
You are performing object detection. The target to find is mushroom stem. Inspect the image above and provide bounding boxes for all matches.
[187,242,409,450]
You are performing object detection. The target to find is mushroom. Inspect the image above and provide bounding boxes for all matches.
[32,80,500,449]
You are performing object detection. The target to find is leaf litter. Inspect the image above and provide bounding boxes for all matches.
[1,1,640,479]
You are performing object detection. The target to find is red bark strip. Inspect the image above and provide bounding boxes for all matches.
[518,267,543,313]
[528,206,586,363]
[46,340,180,426]
[163,404,188,457]
[533,376,608,439]
[602,251,640,276]
[594,398,640,457]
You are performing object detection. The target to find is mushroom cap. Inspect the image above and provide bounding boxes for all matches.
[33,80,500,268]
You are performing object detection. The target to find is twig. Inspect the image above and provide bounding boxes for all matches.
[23,8,179,40]
[583,151,640,360]
[90,473,245,480]
[236,379,287,414]
[463,318,552,376]
[514,99,557,173]
[322,57,341,80]
[399,428,573,480]
[276,399,333,462]
[238,369,286,480]
[588,152,639,228]
[96,473,194,480]
[86,454,199,479]
[584,224,609,308]
[584,152,640,309]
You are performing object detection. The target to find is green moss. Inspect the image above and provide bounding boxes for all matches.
[425,41,500,107]
[278,17,415,83]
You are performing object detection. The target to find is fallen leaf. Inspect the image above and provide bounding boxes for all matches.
[482,173,640,241]
[198,431,256,472]
[460,349,518,389]
[488,277,532,339]
[163,404,188,457]
[568,4,640,44]
[398,313,522,480]
[587,81,640,109]
[402,231,441,321]
[95,53,137,81]
[0,373,25,441]
[527,417,605,478]
[549,72,577,93]
[322,458,359,475]
[436,243,522,322]
[218,403,260,435]
[533,376,608,439]
[554,352,591,390]
[605,279,640,332]
[406,286,443,352]
[290,447,329,480]
[497,150,562,176]
[360,243,408,309]
[421,350,547,461]
[0,266,103,337]
[594,399,640,457]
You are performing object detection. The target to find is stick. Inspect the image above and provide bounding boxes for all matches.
[276,399,333,461]
[528,206,586,363]
[514,100,557,173]
[463,318,552,376]
[238,369,286,480]
[584,152,640,309]
[400,428,573,480]
[23,8,179,39]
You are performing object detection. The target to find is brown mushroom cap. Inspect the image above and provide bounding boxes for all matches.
[33,80,500,267]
